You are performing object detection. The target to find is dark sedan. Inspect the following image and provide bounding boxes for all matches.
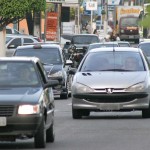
[0,57,58,148]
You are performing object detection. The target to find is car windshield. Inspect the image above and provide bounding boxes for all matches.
[0,61,40,87]
[15,48,62,65]
[72,35,99,44]
[139,43,150,57]
[80,51,145,72]
[88,44,118,51]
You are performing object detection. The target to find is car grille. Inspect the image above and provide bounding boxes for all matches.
[0,105,14,117]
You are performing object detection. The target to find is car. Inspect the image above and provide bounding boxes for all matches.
[69,47,150,119]
[6,34,39,57]
[138,41,150,62]
[66,34,100,52]
[6,26,22,34]
[0,57,58,148]
[13,44,72,99]
[117,41,131,47]
[87,42,119,51]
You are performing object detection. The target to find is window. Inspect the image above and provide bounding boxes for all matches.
[8,38,21,48]
[24,38,34,43]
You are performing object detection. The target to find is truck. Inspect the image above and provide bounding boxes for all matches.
[113,6,142,43]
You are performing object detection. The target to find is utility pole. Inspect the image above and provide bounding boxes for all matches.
[104,0,108,36]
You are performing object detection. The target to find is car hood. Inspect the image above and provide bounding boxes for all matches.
[44,64,62,74]
[0,87,42,104]
[75,72,147,88]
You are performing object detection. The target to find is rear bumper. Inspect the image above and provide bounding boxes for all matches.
[120,34,140,40]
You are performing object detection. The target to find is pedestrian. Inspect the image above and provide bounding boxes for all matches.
[93,29,98,35]
[116,33,120,41]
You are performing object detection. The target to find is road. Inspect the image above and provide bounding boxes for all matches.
[1,97,150,150]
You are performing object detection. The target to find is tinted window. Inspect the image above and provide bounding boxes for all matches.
[8,38,21,47]
[6,29,12,34]
[80,51,145,72]
[72,35,99,44]
[24,38,34,43]
[88,44,118,51]
[6,37,13,44]
[15,48,62,64]
[0,61,40,87]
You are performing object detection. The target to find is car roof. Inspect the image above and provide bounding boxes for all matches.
[0,56,40,63]
[139,41,150,44]
[89,47,140,53]
[89,42,118,46]
[16,44,61,50]
[6,34,35,38]
[72,34,99,37]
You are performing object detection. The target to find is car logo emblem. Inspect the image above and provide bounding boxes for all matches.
[106,88,113,94]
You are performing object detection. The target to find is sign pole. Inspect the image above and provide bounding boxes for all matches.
[91,10,93,34]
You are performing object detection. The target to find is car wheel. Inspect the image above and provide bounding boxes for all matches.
[34,118,46,148]
[60,93,68,99]
[46,121,55,143]
[72,108,82,119]
[142,108,150,118]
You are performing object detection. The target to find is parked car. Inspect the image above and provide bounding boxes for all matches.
[6,34,39,56]
[69,47,150,119]
[0,57,58,148]
[13,44,72,99]
[87,42,119,51]
[6,26,22,34]
[138,41,150,62]
[117,41,131,47]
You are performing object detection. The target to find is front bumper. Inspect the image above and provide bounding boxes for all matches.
[0,114,42,137]
[72,92,150,111]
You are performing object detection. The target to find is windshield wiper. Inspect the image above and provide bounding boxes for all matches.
[42,63,53,66]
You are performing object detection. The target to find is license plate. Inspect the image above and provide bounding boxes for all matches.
[99,104,120,110]
[129,36,134,39]
[0,117,6,126]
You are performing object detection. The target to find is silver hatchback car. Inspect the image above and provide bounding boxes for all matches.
[70,47,150,119]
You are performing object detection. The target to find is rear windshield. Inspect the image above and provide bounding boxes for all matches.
[15,48,62,65]
[80,51,145,72]
[71,35,100,44]
[88,44,118,51]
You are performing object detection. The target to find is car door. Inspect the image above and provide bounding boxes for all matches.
[6,38,22,56]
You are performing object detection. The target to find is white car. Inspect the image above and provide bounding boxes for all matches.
[6,34,39,56]
[70,47,150,119]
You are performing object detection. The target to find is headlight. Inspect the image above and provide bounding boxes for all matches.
[121,30,124,33]
[18,104,40,115]
[48,71,63,78]
[73,83,94,93]
[125,82,145,92]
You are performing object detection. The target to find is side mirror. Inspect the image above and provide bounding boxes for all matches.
[44,80,59,88]
[66,60,73,65]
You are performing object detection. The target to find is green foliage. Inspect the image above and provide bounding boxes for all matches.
[0,0,46,30]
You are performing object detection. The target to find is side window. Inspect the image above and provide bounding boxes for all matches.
[24,38,34,43]
[8,38,21,49]
[6,29,12,34]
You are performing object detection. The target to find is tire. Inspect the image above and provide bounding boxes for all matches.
[72,108,82,119]
[34,118,46,148]
[46,121,55,143]
[60,93,68,99]
[142,108,150,118]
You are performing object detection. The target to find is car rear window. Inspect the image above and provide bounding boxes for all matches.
[72,35,100,44]
[15,48,62,65]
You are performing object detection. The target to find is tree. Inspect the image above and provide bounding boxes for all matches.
[0,0,46,31]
